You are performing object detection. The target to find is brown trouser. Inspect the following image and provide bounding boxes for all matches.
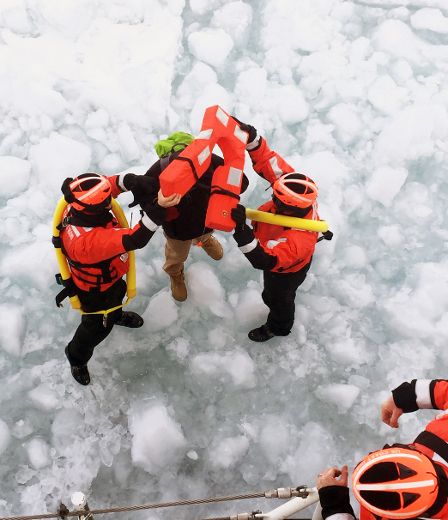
[163,233,212,276]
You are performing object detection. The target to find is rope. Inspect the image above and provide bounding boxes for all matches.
[0,491,268,520]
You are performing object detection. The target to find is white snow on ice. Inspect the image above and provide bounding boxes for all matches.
[0,0,448,518]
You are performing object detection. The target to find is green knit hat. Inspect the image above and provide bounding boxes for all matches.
[154,131,195,158]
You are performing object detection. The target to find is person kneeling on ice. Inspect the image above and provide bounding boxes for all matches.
[315,378,448,520]
[139,132,249,302]
[60,172,165,386]
[230,119,321,342]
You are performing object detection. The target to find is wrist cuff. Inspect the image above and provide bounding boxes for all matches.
[325,514,355,520]
[319,486,354,519]
[415,379,433,409]
[246,134,261,151]
[141,213,159,232]
[392,381,419,413]
[239,239,257,253]
[118,173,128,191]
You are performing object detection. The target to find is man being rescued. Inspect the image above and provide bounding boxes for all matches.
[139,132,249,302]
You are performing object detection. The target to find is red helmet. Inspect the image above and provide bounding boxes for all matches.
[272,173,318,209]
[66,173,112,212]
[352,447,439,519]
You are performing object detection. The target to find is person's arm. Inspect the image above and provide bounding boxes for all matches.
[382,379,448,428]
[317,466,355,520]
[248,137,295,184]
[109,173,129,198]
[232,117,295,184]
[112,172,160,208]
[231,205,276,270]
[144,160,163,189]
[121,204,163,251]
[395,379,448,411]
[71,203,165,262]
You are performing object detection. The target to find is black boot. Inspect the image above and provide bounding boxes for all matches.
[115,311,144,328]
[248,324,275,342]
[65,347,90,385]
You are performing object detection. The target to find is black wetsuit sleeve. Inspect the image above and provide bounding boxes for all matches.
[318,486,355,520]
[392,380,419,412]
[122,215,158,251]
[244,244,277,270]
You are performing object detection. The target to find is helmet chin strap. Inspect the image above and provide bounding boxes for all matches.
[61,177,76,203]
[69,207,113,227]
[272,195,311,217]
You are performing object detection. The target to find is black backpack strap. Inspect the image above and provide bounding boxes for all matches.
[209,185,240,200]
[160,155,170,171]
[55,276,78,308]
[413,430,448,517]
[414,430,448,464]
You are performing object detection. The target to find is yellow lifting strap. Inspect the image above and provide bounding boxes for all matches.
[245,208,329,233]
[52,197,137,315]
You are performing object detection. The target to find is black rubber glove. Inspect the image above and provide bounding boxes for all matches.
[241,174,249,194]
[232,116,258,145]
[231,204,247,226]
[123,174,157,208]
[141,201,166,226]
[231,204,255,247]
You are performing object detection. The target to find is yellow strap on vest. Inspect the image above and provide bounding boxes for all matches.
[245,208,329,233]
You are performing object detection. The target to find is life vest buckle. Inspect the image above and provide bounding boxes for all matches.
[61,216,71,228]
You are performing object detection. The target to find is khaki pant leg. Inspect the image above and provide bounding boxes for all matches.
[163,236,192,276]
[192,232,212,245]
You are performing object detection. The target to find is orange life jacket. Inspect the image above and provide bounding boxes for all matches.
[159,105,248,231]
[60,207,130,293]
[253,200,318,273]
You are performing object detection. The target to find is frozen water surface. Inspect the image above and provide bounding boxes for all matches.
[0,0,447,518]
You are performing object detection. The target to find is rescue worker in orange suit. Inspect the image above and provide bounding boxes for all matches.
[314,379,448,520]
[142,135,249,302]
[60,172,165,385]
[230,120,320,342]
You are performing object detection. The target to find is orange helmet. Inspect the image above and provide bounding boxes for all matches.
[272,173,318,209]
[64,173,112,212]
[352,447,439,519]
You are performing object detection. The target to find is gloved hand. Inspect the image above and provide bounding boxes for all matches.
[231,204,247,227]
[232,116,259,149]
[123,173,158,208]
[231,204,255,247]
[141,201,166,226]
[240,174,249,194]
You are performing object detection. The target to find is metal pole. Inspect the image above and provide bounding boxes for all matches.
[255,490,319,520]
[70,493,93,520]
